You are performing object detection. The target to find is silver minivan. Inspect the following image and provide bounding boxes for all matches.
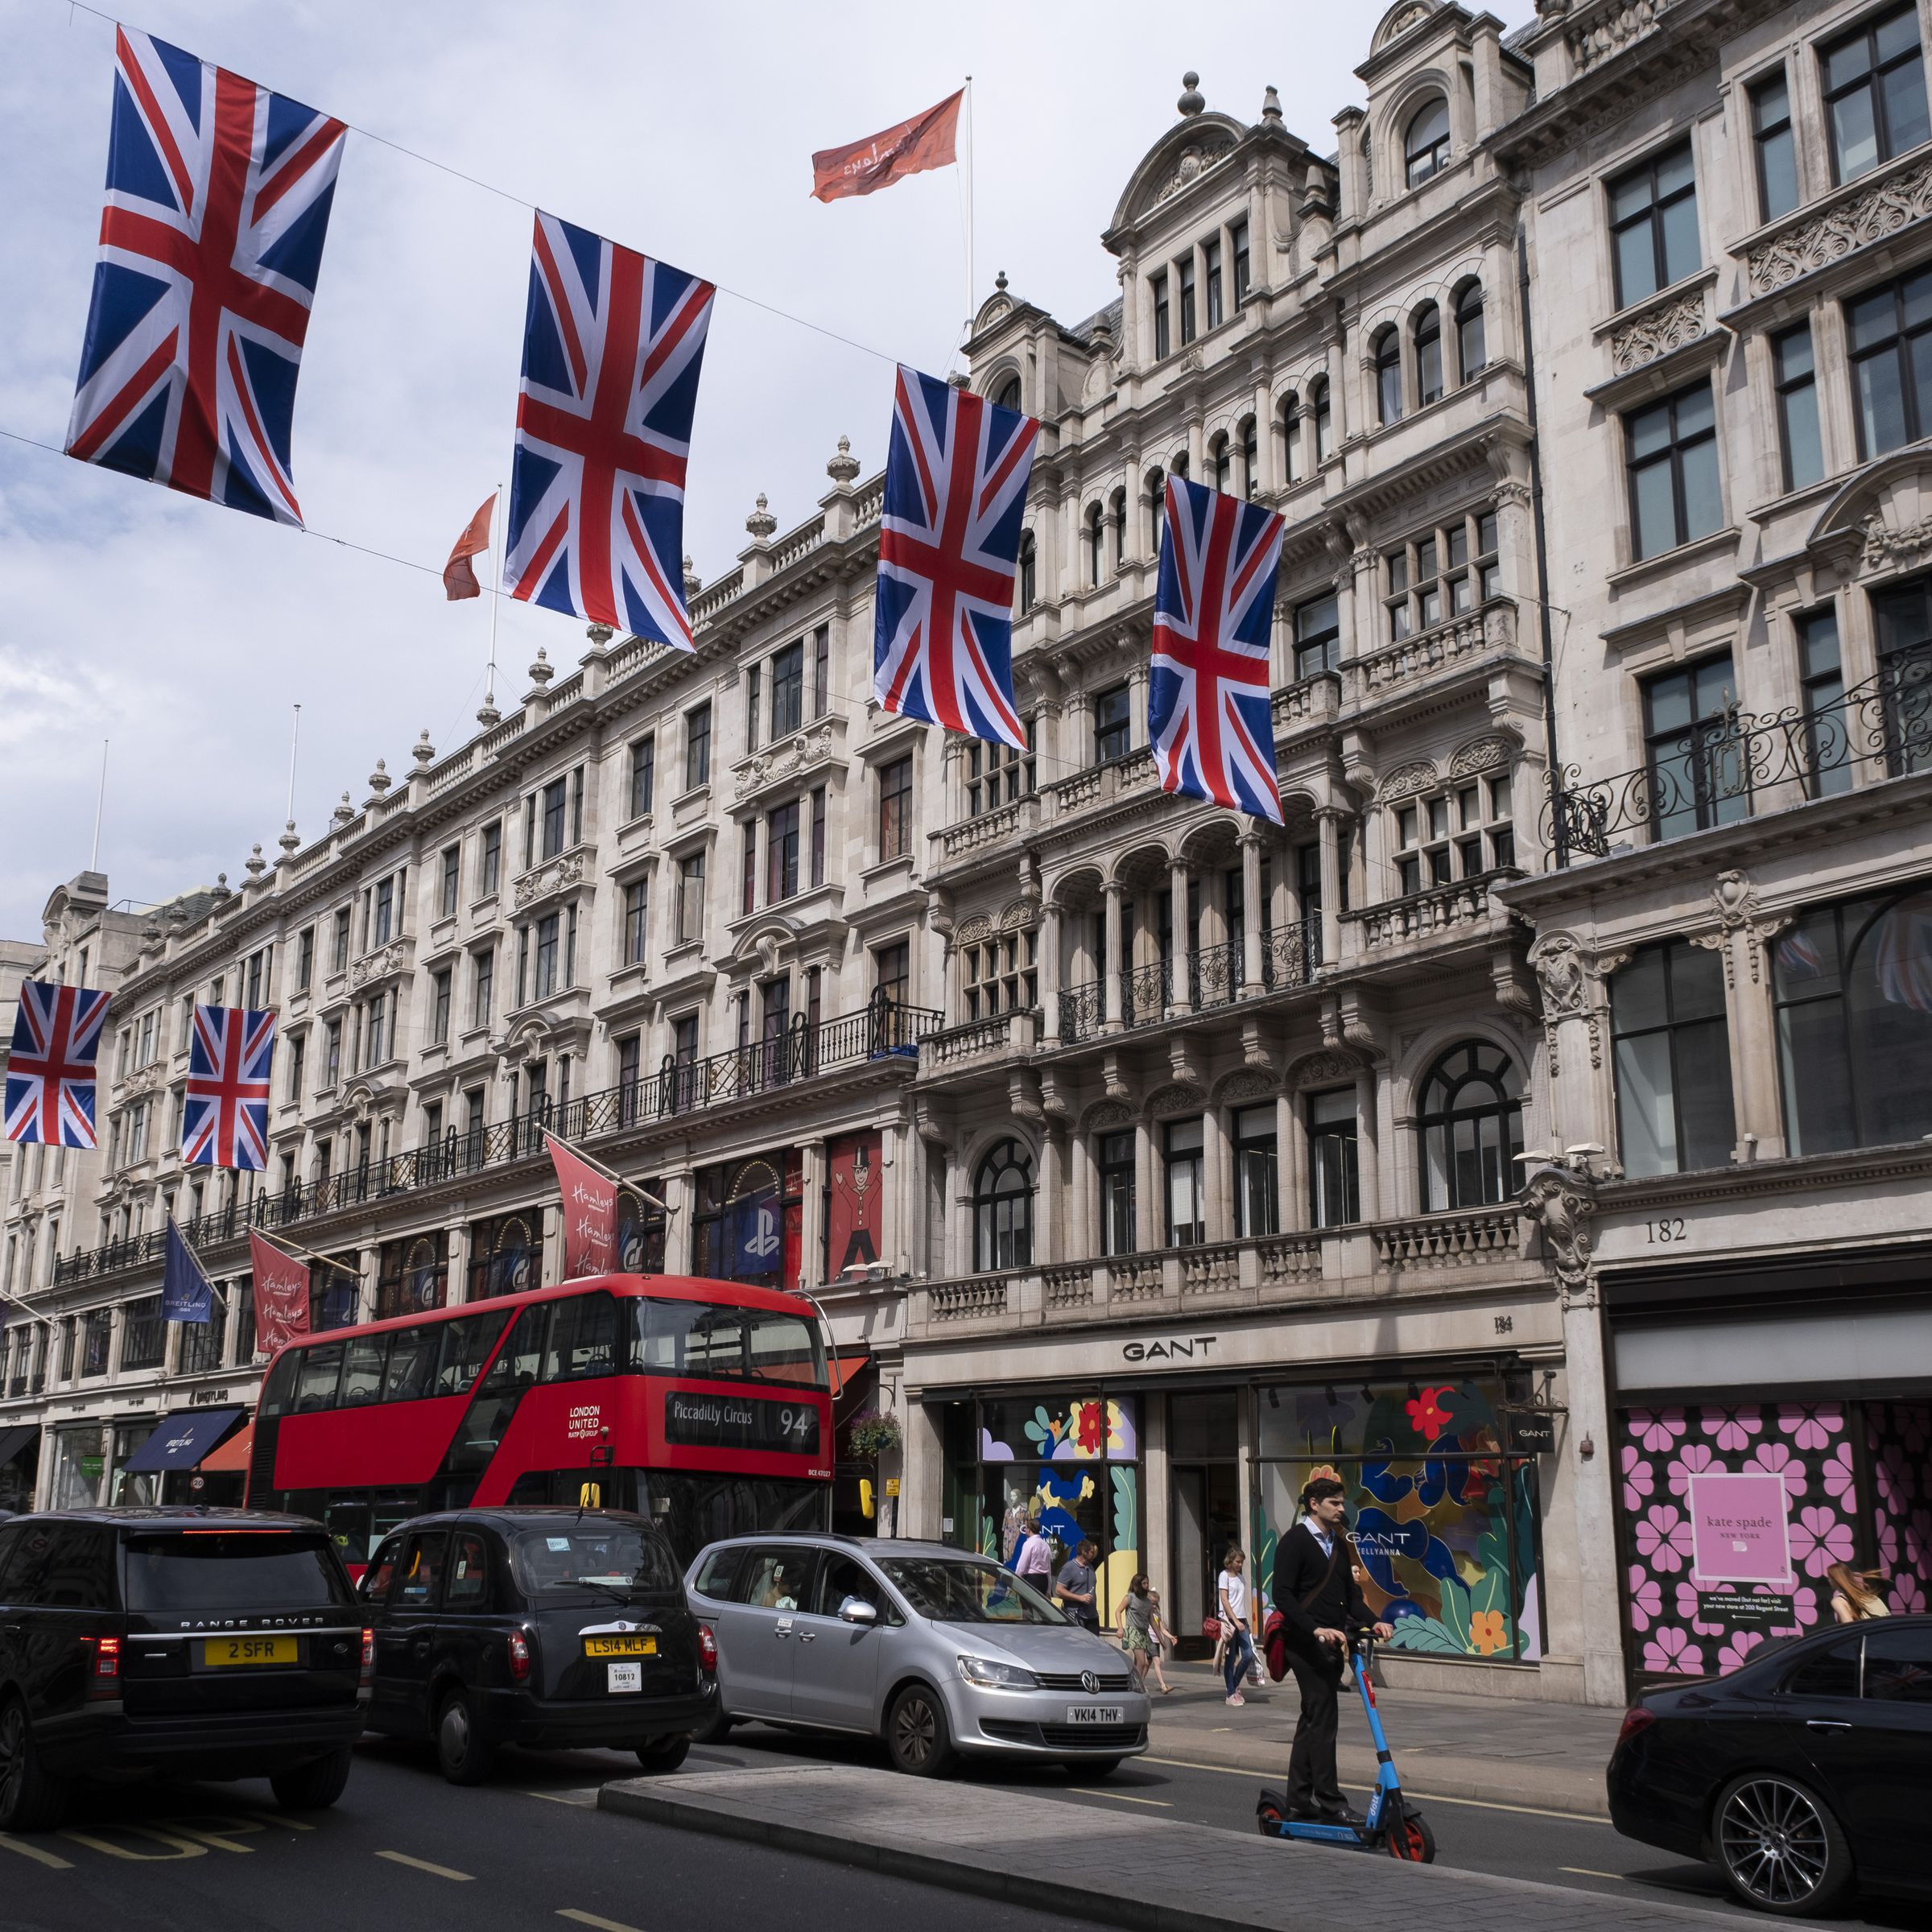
[686,1534,1150,1776]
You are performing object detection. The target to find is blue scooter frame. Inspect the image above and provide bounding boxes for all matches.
[1256,1629,1436,1862]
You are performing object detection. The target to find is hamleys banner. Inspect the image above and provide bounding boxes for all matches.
[811,90,962,202]
[547,1133,617,1279]
[249,1230,310,1355]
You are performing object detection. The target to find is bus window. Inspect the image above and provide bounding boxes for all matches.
[545,1292,619,1381]
[434,1311,510,1397]
[259,1349,302,1418]
[294,1342,346,1412]
[341,1331,388,1406]
[383,1325,438,1402]
[636,1299,827,1388]
[481,1304,549,1393]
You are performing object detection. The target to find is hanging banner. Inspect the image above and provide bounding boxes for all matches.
[547,1132,616,1280]
[827,1132,883,1278]
[249,1230,311,1355]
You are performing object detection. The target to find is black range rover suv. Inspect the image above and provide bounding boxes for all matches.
[0,1508,369,1830]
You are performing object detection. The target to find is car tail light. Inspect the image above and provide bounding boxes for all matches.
[1615,1706,1657,1751]
[93,1635,121,1678]
[507,1629,533,1684]
[697,1622,718,1673]
[360,1626,375,1681]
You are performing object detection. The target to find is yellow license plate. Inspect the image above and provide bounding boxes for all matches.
[201,1636,298,1667]
[583,1635,657,1658]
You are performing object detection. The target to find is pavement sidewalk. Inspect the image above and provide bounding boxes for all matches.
[600,1762,1728,1932]
[1143,1658,1621,1817]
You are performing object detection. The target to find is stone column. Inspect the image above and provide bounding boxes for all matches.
[799,1139,828,1288]
[1240,832,1265,993]
[663,1173,694,1274]
[1281,1091,1307,1231]
[1037,1126,1065,1267]
[1712,920,1787,1163]
[1169,859,1192,1015]
[1070,1126,1094,1265]
[1354,1068,1381,1223]
[879,1121,905,1279]
[1134,1118,1158,1251]
[1202,1105,1232,1244]
[1128,666,1150,750]
[900,1397,944,1542]
[444,1216,469,1306]
[1040,905,1063,1043]
[1316,808,1344,968]
[1102,883,1125,1030]
[1142,1393,1170,1608]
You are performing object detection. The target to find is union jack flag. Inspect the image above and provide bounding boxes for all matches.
[506,213,715,646]
[64,28,346,524]
[4,980,111,1149]
[873,365,1038,751]
[1149,475,1286,824]
[183,1005,275,1170]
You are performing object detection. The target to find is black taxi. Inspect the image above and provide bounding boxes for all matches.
[357,1505,714,1782]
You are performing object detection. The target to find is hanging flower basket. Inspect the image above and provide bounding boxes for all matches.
[846,1410,902,1460]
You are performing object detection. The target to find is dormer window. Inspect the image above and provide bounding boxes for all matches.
[1405,98,1450,189]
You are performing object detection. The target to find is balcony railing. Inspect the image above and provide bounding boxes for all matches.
[1056,919,1323,1046]
[1121,959,1171,1028]
[53,997,940,1286]
[1546,646,1931,860]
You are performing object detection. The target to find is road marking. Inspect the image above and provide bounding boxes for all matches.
[559,1911,647,1932]
[60,1826,207,1860]
[1067,1787,1172,1807]
[0,1834,73,1869]
[376,1849,474,1881]
[527,1789,601,1807]
[1138,1754,1612,1823]
[259,1812,317,1831]
[1560,1868,1627,1880]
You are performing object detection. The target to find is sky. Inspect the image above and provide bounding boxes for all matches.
[0,0,1538,943]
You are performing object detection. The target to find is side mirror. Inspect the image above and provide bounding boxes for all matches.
[837,1596,878,1625]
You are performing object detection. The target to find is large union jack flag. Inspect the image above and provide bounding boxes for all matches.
[4,980,112,1149]
[1149,475,1286,824]
[506,213,715,646]
[184,1005,275,1170]
[873,365,1038,751]
[64,28,346,525]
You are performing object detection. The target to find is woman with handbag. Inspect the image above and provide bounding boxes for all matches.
[1217,1544,1260,1707]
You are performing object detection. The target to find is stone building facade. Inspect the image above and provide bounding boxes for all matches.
[1,0,1927,1704]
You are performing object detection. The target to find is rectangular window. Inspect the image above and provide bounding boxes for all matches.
[1231,218,1250,304]
[1750,68,1800,221]
[480,821,502,897]
[629,737,655,819]
[564,903,577,988]
[1152,270,1170,360]
[1099,1129,1136,1257]
[1865,573,1932,775]
[685,702,712,790]
[1612,940,1736,1176]
[373,876,394,947]
[296,927,314,991]
[431,968,452,1046]
[332,907,351,973]
[965,727,1034,814]
[678,852,707,943]
[287,1031,306,1102]
[1203,237,1224,330]
[1163,1117,1204,1246]
[472,947,494,1027]
[1847,266,1932,459]
[1773,323,1823,491]
[1179,254,1197,345]
[741,822,758,916]
[1643,653,1748,839]
[1823,4,1930,185]
[1798,607,1852,798]
[812,624,830,719]
[1234,1104,1278,1238]
[874,940,910,1007]
[1093,684,1131,763]
[1625,380,1722,559]
[1608,139,1700,308]
[540,778,568,860]
[324,1018,341,1089]
[810,785,827,889]
[767,800,801,903]
[1308,1088,1360,1227]
[771,639,805,739]
[516,926,530,1008]
[534,914,559,1000]
[624,877,650,965]
[1294,593,1341,679]
[880,755,913,859]
[366,992,387,1067]
[571,764,584,846]
[961,933,1035,1018]
[440,846,460,918]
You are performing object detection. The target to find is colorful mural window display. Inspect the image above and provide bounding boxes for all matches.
[1256,1376,1542,1663]
[1868,1401,1931,1616]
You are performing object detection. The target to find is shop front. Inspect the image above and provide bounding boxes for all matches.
[0,1425,39,1513]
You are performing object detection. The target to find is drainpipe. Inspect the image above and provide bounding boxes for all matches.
[1516,221,1568,870]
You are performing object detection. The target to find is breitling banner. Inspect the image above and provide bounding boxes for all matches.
[828,1132,882,1278]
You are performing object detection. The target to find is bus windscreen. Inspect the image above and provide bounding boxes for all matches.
[633,1298,825,1389]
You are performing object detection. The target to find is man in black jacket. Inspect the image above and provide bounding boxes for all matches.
[1269,1476,1393,1822]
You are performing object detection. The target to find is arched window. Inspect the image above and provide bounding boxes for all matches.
[1087,503,1104,588]
[1405,97,1451,189]
[1239,415,1258,498]
[1311,378,1333,461]
[1209,432,1230,493]
[1373,328,1403,425]
[1170,450,1189,481]
[1414,303,1443,407]
[615,1186,667,1272]
[1282,392,1303,482]
[993,374,1022,412]
[1017,530,1037,613]
[1418,1042,1524,1210]
[1456,283,1487,384]
[974,1138,1034,1271]
[1146,466,1166,554]
[1110,487,1129,568]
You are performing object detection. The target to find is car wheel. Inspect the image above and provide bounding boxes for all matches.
[435,1686,496,1786]
[885,1684,956,1777]
[634,1736,691,1773]
[0,1698,68,1832]
[1714,1773,1856,1917]
[269,1746,354,1810]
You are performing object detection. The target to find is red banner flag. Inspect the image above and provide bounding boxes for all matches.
[828,1131,883,1278]
[443,491,497,601]
[547,1133,617,1279]
[811,90,962,203]
[249,1229,310,1356]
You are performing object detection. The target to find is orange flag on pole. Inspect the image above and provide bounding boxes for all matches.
[811,90,963,203]
[443,491,497,601]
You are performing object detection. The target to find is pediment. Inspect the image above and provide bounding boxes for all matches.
[1807,446,1932,574]
[1110,112,1248,232]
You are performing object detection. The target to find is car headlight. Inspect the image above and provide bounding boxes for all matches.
[957,1653,1038,1690]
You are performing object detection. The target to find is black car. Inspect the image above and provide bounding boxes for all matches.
[357,1506,713,1783]
[0,1507,369,1832]
[1607,1614,1932,1915]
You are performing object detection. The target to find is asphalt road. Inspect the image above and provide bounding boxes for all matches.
[0,1724,1918,1932]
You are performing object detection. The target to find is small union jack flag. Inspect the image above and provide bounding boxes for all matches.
[64,28,347,524]
[1149,475,1286,824]
[873,365,1038,751]
[4,980,112,1149]
[183,1005,275,1170]
[506,212,715,646]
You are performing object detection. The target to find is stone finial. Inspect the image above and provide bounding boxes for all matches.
[245,844,266,879]
[332,791,355,827]
[1178,71,1205,117]
[745,493,778,541]
[142,912,163,946]
[278,820,300,860]
[413,729,436,769]
[212,873,232,902]
[477,691,501,728]
[994,270,1009,293]
[527,646,553,687]
[585,622,614,648]
[367,758,391,796]
[1261,85,1283,124]
[825,436,860,485]
[683,553,702,598]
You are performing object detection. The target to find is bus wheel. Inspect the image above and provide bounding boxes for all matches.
[634,1736,691,1773]
[436,1686,495,1785]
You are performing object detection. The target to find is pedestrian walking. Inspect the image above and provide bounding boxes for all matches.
[1013,1514,1052,1590]
[1217,1544,1259,1706]
[1055,1538,1102,1632]
[1143,1587,1178,1692]
[1119,1572,1176,1694]
[1269,1476,1392,1823]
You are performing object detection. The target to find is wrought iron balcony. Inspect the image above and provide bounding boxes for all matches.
[1055,919,1323,1046]
[1546,646,1930,860]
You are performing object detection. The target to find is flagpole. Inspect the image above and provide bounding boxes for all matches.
[543,1129,671,1216]
[285,704,301,829]
[251,1225,357,1281]
[89,738,109,871]
[485,481,505,711]
[964,76,976,338]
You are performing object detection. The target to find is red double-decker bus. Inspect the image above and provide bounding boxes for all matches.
[241,1274,832,1569]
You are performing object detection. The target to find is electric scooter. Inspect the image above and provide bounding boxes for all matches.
[1256,1627,1436,1862]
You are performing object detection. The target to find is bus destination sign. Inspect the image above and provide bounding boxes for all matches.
[664,1390,821,1455]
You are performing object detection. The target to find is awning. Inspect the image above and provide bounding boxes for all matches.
[199,1420,254,1474]
[120,1407,246,1473]
[0,1424,39,1469]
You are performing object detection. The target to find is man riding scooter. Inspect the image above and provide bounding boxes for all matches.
[1269,1475,1393,1823]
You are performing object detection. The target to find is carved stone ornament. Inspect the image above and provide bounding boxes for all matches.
[1518,1167,1597,1307]
[1154,137,1236,207]
[1145,1082,1207,1118]
[512,852,586,912]
[1748,155,1932,297]
[954,914,994,947]
[1709,869,1759,932]
[1377,760,1439,803]
[999,898,1037,932]
[1527,931,1589,1017]
[1216,1068,1281,1104]
[1287,1049,1359,1090]
[349,938,413,989]
[1861,510,1932,572]
[1609,287,1706,376]
[1567,0,1670,76]
[732,725,836,802]
[1690,869,1790,988]
[1449,734,1514,780]
[1084,1099,1135,1131]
